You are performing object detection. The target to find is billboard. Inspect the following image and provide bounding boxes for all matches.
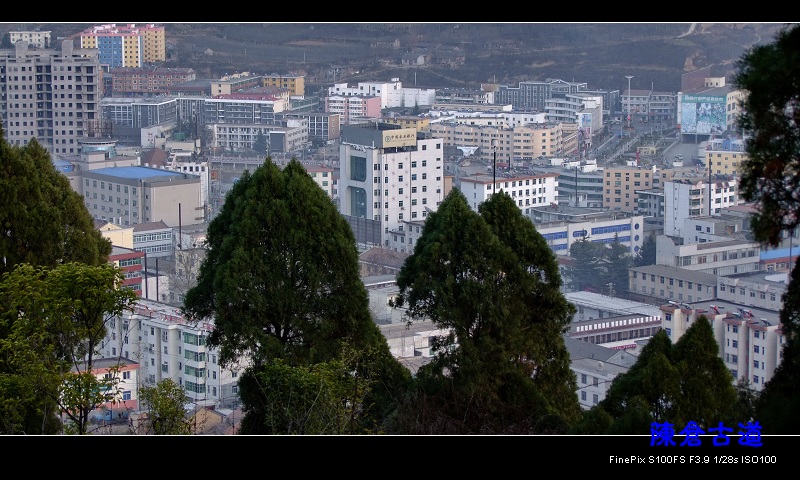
[680,94,726,135]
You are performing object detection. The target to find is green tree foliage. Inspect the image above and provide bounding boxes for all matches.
[599,319,738,433]
[252,132,268,155]
[733,24,800,246]
[182,159,411,434]
[606,234,632,296]
[139,379,192,435]
[387,190,580,434]
[634,232,657,267]
[244,353,370,435]
[567,237,611,292]
[0,130,111,275]
[0,262,138,434]
[732,24,800,434]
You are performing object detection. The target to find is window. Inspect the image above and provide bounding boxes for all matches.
[122,390,131,401]
[753,375,759,384]
[592,394,599,405]
[581,391,587,401]
[592,376,598,387]
[581,374,587,384]
[123,371,130,380]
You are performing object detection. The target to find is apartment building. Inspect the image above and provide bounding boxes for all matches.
[717,271,788,312]
[534,161,604,208]
[80,23,166,68]
[203,95,287,125]
[328,78,436,109]
[428,121,570,165]
[9,30,52,48]
[109,245,146,294]
[261,73,305,97]
[494,78,588,111]
[536,212,646,256]
[276,112,340,143]
[305,165,335,199]
[98,297,249,408]
[661,300,783,392]
[209,72,262,96]
[702,136,749,176]
[80,357,140,420]
[602,165,681,213]
[325,94,382,125]
[629,264,718,303]
[338,122,446,247]
[663,177,739,237]
[656,235,760,276]
[0,40,102,156]
[110,67,196,96]
[566,337,636,410]
[81,166,202,227]
[460,172,558,214]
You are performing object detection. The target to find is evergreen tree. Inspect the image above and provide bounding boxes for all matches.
[634,232,657,267]
[733,24,800,246]
[182,159,410,434]
[568,237,611,292]
[733,23,800,433]
[606,233,632,296]
[670,315,738,429]
[388,190,580,434]
[0,130,111,275]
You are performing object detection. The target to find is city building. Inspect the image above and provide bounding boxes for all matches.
[656,235,760,277]
[0,40,103,156]
[629,264,718,303]
[108,245,145,294]
[261,73,305,97]
[8,30,52,48]
[677,76,746,143]
[79,23,166,68]
[717,271,788,312]
[78,357,140,421]
[97,297,250,408]
[110,67,196,97]
[337,122,447,247]
[661,300,782,392]
[80,166,202,227]
[305,165,335,199]
[133,220,174,258]
[536,211,646,256]
[663,177,740,237]
[702,135,748,176]
[603,165,677,213]
[459,172,559,214]
[325,94,382,125]
[328,78,436,110]
[566,337,637,410]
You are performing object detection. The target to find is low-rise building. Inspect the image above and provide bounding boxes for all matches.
[629,264,718,303]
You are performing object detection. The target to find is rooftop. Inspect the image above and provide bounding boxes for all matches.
[90,166,186,180]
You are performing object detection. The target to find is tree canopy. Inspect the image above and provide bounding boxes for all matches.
[387,189,580,434]
[0,128,111,275]
[733,23,800,434]
[182,158,410,433]
[734,24,800,246]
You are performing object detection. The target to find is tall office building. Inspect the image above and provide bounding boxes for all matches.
[0,39,103,155]
[338,122,447,247]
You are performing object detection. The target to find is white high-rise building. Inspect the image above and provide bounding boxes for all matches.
[663,177,739,237]
[338,122,447,247]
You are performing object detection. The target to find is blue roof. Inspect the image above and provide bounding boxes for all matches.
[761,247,798,260]
[91,166,185,180]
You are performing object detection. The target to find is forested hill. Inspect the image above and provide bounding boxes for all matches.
[2,23,792,93]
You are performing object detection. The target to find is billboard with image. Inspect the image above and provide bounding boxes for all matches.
[680,94,726,135]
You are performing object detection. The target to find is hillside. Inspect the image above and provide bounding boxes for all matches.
[2,23,792,93]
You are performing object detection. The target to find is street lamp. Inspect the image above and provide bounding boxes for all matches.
[491,138,498,195]
[625,75,634,130]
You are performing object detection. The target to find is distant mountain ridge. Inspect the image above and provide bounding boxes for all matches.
[3,23,792,93]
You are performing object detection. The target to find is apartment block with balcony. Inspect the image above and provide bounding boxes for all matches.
[98,298,249,408]
[0,40,102,156]
[325,94,382,125]
[663,177,740,237]
[661,300,783,392]
[80,24,165,68]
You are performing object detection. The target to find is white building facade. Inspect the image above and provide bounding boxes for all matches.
[98,298,249,409]
[460,172,559,215]
[338,123,446,247]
